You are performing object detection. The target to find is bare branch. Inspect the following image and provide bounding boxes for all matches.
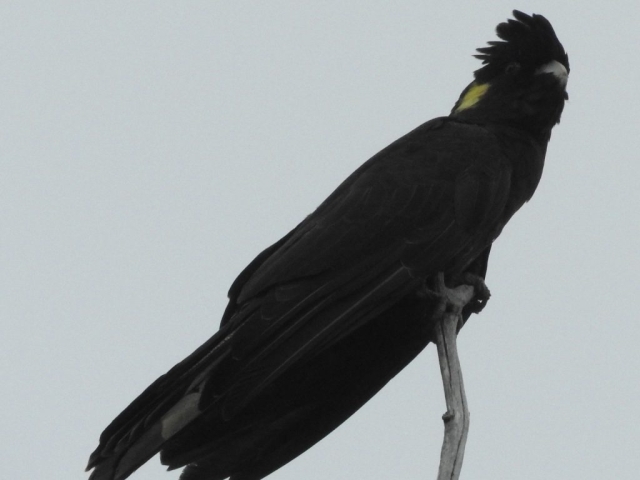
[433,275,476,480]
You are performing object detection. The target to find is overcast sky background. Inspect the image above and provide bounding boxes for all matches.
[2,2,639,480]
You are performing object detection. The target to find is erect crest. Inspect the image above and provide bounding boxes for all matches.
[473,10,569,83]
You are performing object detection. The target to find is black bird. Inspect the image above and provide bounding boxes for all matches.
[87,10,569,480]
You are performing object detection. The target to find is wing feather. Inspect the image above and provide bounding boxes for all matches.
[88,117,517,480]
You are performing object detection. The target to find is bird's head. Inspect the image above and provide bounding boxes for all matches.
[451,11,569,140]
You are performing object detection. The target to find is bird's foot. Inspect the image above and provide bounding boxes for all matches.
[420,273,490,310]
[436,273,475,315]
[458,272,491,314]
[418,272,491,331]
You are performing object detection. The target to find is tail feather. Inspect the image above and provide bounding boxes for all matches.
[88,422,164,480]
[86,330,234,480]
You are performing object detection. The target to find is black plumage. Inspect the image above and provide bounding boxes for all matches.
[87,11,568,480]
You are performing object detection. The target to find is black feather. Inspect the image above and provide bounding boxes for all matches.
[474,10,569,82]
[86,11,568,480]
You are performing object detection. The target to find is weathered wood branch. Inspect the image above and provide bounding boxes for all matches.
[433,275,477,480]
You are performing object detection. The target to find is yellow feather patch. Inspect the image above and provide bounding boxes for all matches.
[455,83,489,112]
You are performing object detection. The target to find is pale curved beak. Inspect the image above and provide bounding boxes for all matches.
[536,59,568,87]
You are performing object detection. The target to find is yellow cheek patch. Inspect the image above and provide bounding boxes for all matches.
[455,82,489,112]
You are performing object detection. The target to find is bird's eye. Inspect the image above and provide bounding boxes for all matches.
[505,62,521,74]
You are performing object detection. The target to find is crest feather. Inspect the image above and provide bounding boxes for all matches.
[473,10,569,82]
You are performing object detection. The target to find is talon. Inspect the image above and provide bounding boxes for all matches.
[425,272,492,321]
[462,273,491,313]
[463,273,491,301]
[421,272,491,337]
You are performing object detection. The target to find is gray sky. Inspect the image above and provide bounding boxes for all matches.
[2,2,639,479]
